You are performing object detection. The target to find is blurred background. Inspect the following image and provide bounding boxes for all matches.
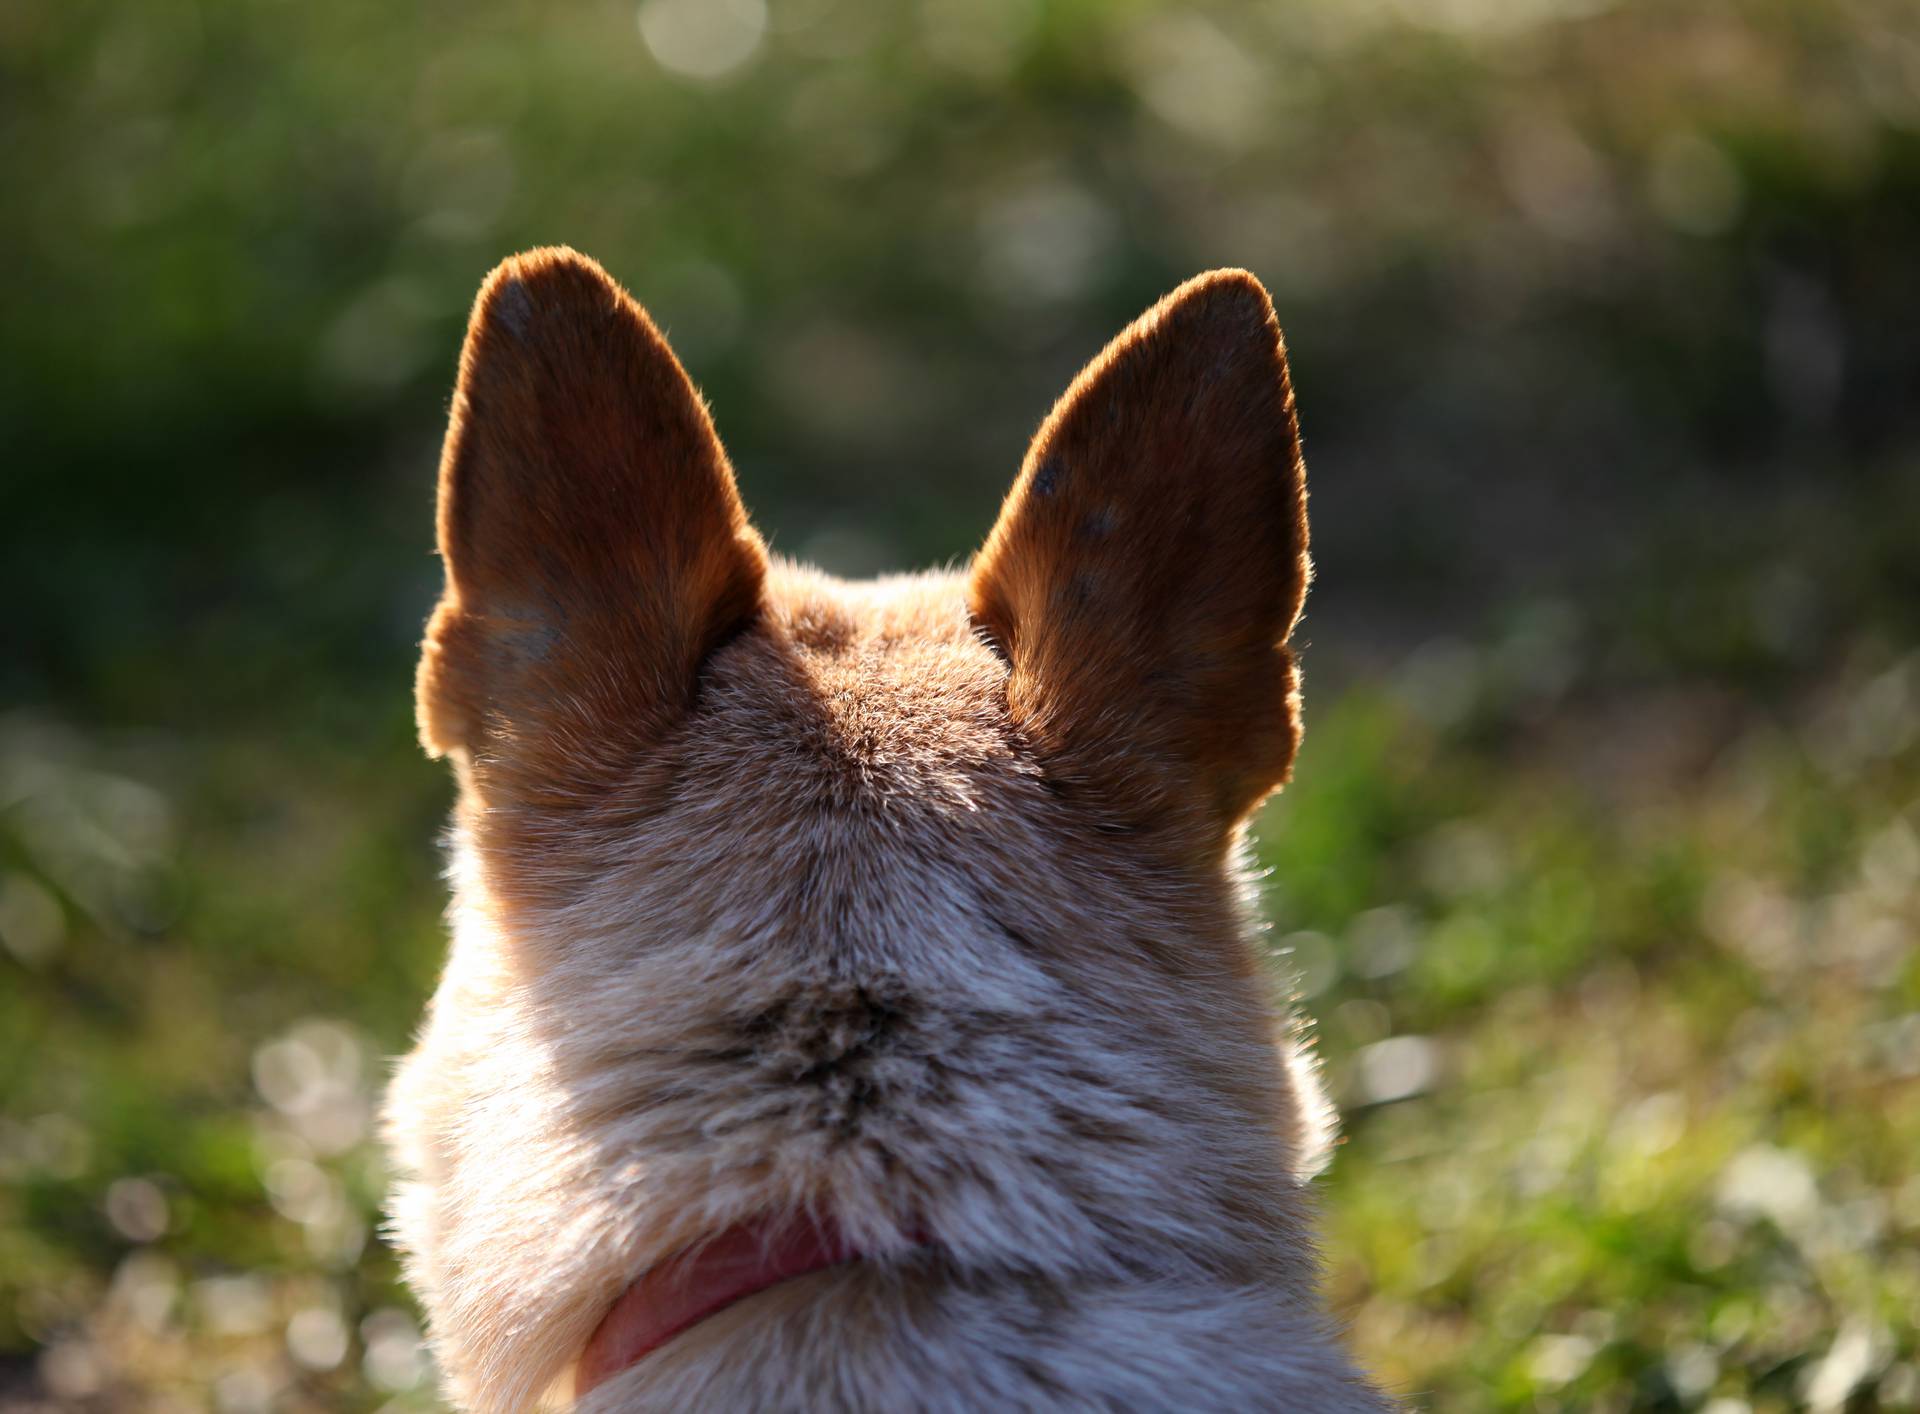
[3,0,1918,1408]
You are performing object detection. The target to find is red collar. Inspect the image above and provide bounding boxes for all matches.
[577,1215,885,1396]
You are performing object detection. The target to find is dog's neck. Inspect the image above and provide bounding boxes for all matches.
[576,1216,916,1397]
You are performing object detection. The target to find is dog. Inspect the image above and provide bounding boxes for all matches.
[382,247,1389,1411]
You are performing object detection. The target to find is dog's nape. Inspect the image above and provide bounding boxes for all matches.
[388,247,1390,1410]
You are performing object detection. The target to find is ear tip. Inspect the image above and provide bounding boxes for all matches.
[469,246,642,344]
[1163,267,1282,340]
[486,244,622,296]
[1186,266,1275,302]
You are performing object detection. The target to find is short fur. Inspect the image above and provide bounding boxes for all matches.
[385,247,1389,1411]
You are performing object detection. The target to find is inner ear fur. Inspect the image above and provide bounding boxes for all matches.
[968,269,1310,835]
[417,247,766,764]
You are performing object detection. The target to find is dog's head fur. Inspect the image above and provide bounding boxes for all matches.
[385,249,1382,1410]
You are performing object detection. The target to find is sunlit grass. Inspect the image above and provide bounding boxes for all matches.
[1259,651,1920,1412]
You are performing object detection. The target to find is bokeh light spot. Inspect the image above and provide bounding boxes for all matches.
[638,0,767,81]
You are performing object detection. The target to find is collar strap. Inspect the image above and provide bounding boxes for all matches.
[577,1215,914,1396]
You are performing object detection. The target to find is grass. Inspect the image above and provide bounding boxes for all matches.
[1270,657,1920,1410]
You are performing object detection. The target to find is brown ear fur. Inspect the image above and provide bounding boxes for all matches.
[968,270,1309,838]
[417,247,766,770]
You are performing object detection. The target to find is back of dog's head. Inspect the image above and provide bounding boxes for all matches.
[386,249,1380,1411]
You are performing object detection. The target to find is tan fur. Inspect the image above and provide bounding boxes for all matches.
[385,248,1389,1411]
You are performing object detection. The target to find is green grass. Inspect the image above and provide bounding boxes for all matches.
[1264,661,1920,1410]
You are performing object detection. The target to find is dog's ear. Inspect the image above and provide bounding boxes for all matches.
[969,270,1309,836]
[417,247,766,766]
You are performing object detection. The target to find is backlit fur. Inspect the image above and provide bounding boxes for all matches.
[385,248,1389,1411]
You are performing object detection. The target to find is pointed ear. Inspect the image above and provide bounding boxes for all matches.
[968,270,1309,835]
[417,247,766,765]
